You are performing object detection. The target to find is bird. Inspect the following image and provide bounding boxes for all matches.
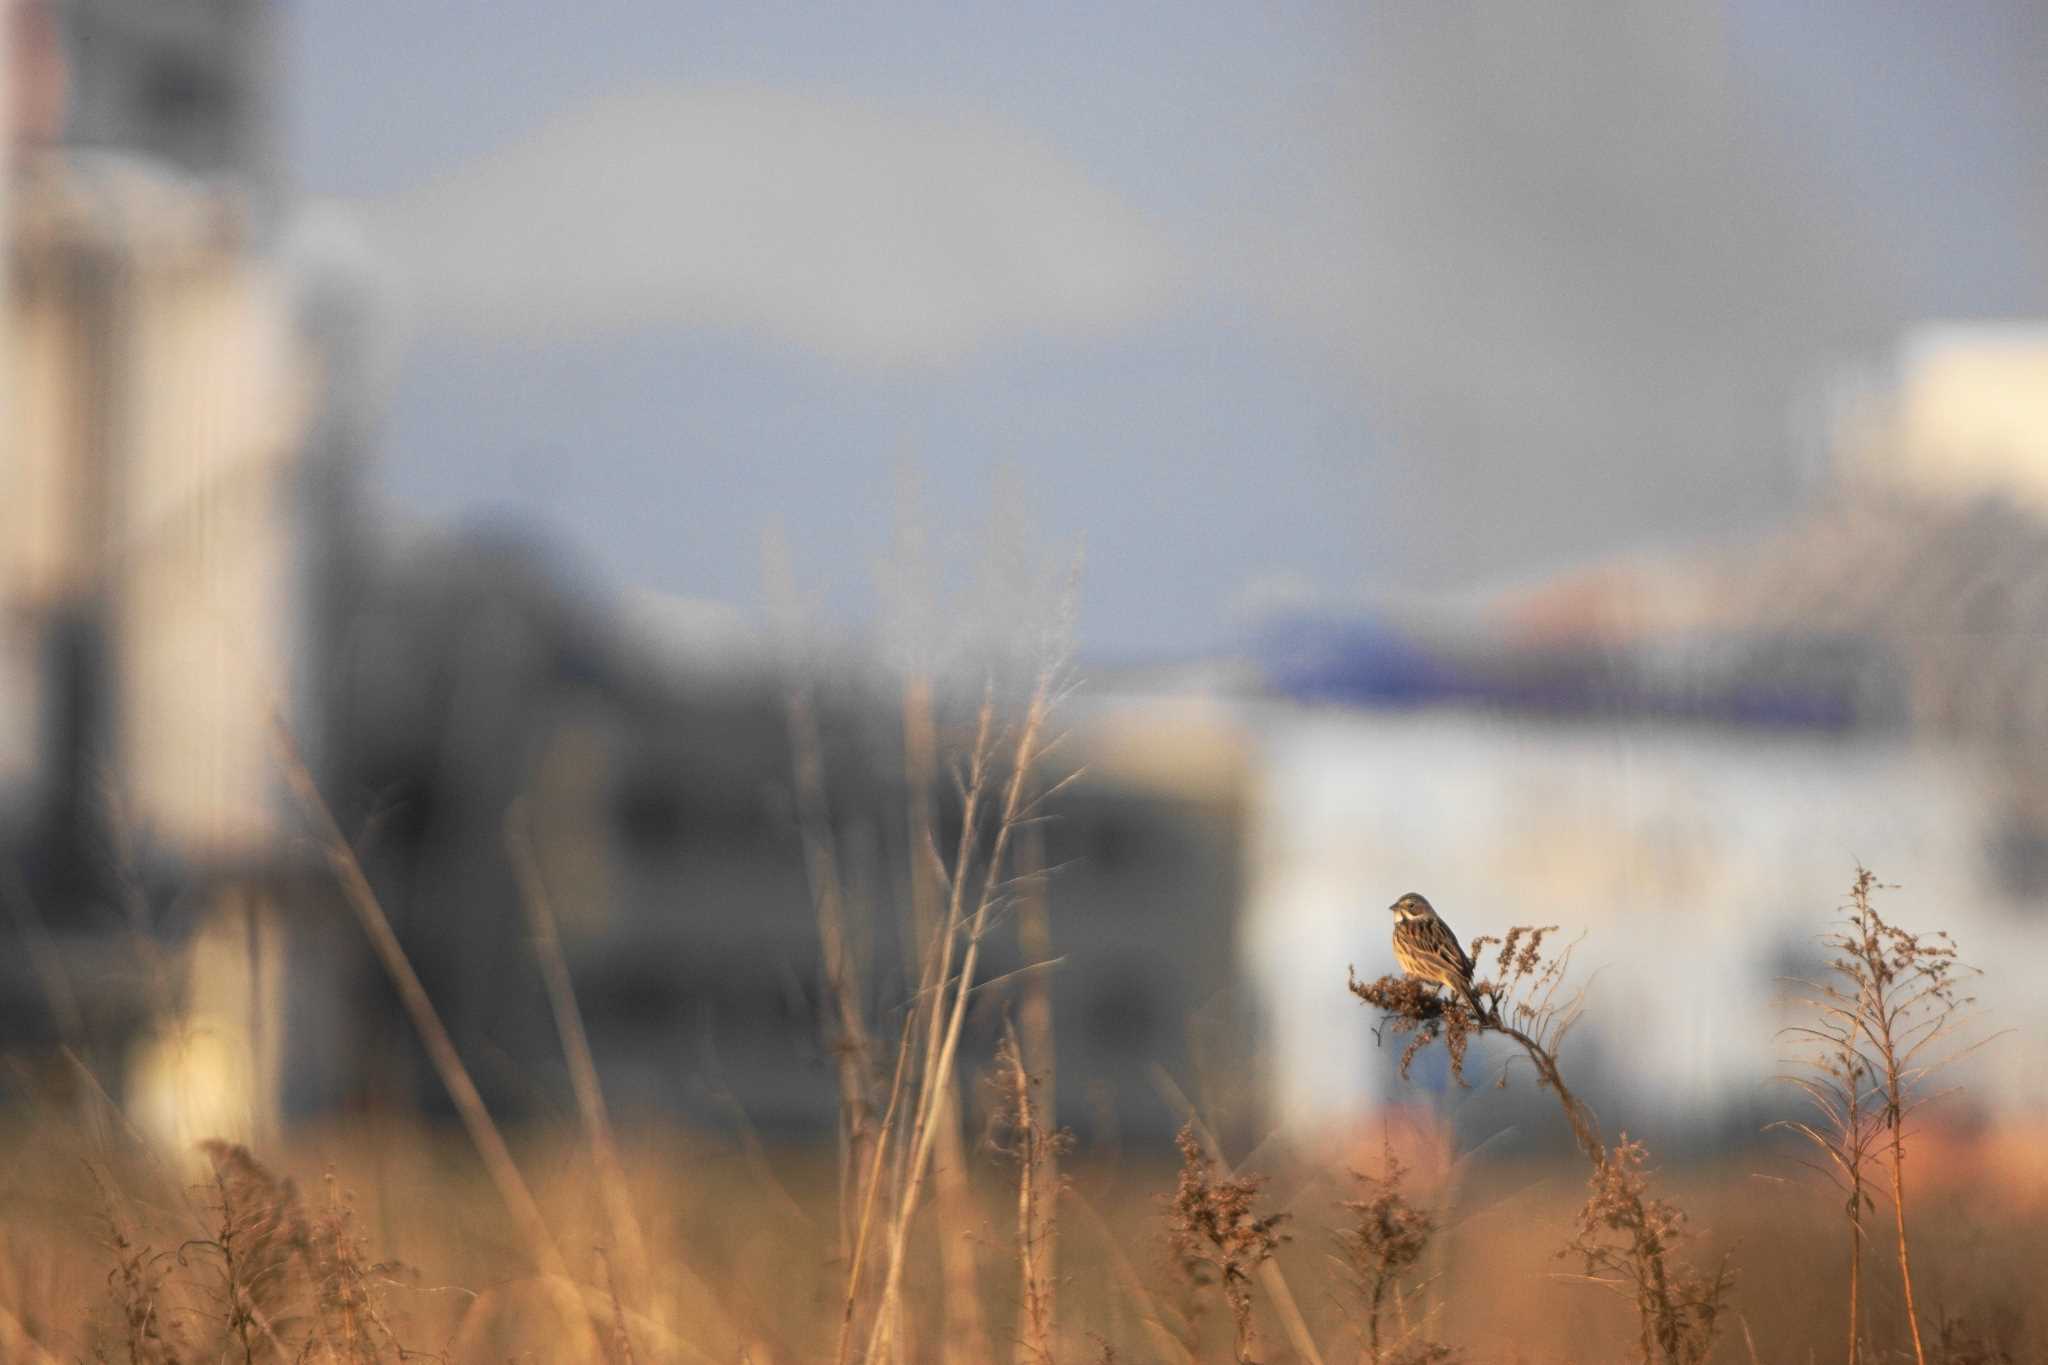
[1389,892,1484,1016]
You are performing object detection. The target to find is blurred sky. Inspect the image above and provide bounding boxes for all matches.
[286,2,2048,659]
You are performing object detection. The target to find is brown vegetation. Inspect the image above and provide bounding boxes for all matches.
[1164,1122,1290,1363]
[0,1103,2045,1360]
[1774,867,1995,1365]
[1334,1140,1459,1365]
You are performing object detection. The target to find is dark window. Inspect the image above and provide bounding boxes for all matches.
[613,770,777,857]
[613,773,687,853]
[1989,818,2048,903]
[1053,810,1154,876]
[1083,968,1156,1050]
[375,773,441,852]
[139,56,227,130]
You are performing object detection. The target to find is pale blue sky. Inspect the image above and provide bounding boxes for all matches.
[287,2,2048,657]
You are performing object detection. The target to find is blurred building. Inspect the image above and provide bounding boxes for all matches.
[0,0,343,1153]
[1245,333,2048,1147]
[5,158,302,866]
[307,540,1250,1138]
[1830,324,2048,513]
[58,0,276,192]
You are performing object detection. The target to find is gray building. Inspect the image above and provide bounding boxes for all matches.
[306,532,1249,1139]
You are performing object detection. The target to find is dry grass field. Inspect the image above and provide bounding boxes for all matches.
[1,1102,2044,1363]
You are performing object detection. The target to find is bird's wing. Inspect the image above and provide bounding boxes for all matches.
[1450,923,1474,977]
[1430,914,1474,978]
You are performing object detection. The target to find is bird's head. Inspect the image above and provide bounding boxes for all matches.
[1389,891,1432,920]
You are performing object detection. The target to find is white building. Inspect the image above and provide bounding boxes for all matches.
[1242,700,2041,1138]
[1,0,364,1157]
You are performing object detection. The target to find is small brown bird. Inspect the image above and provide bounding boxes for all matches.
[1389,892,1483,1015]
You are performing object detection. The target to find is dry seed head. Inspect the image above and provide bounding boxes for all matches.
[1164,1122,1289,1346]
[1349,969,1478,1083]
[1337,1149,1435,1285]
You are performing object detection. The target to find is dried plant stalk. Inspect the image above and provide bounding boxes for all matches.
[933,1083,993,1364]
[1012,820,1060,1360]
[1561,1136,1732,1365]
[772,601,879,1259]
[1353,924,1728,1364]
[1778,868,1990,1365]
[1352,925,1598,1162]
[1165,1122,1289,1365]
[789,529,1080,1364]
[1771,888,1886,1365]
[507,805,658,1330]
[988,1023,1069,1364]
[866,645,1070,1365]
[276,727,601,1358]
[1336,1140,1450,1365]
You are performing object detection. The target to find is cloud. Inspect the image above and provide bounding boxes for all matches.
[363,84,1175,367]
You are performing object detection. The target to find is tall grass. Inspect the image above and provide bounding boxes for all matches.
[0,1063,2042,1360]
[1774,867,1998,1365]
